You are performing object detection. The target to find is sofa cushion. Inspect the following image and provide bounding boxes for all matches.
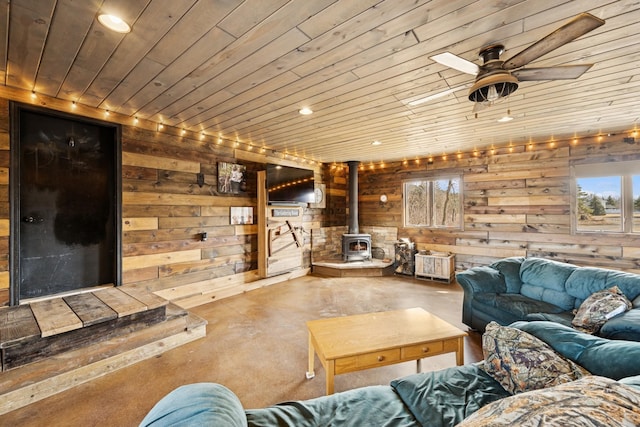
[474,293,565,318]
[512,321,640,379]
[599,308,640,341]
[525,311,573,327]
[620,375,640,391]
[519,258,578,310]
[456,266,507,293]
[246,385,418,427]
[390,364,510,427]
[565,267,640,308]
[572,286,632,334]
[457,376,640,427]
[139,383,248,427]
[489,257,524,293]
[481,322,589,394]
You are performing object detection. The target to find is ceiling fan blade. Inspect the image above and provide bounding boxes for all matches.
[504,12,605,69]
[512,64,594,81]
[430,52,479,75]
[407,84,471,106]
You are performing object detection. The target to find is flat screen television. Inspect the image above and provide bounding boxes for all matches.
[266,164,315,205]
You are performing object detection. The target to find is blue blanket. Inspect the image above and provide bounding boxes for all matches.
[245,365,508,427]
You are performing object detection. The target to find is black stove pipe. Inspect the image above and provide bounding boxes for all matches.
[347,161,359,234]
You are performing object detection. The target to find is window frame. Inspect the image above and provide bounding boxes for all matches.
[571,160,640,235]
[402,174,463,230]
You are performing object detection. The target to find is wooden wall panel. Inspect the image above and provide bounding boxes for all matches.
[0,97,324,307]
[358,136,640,273]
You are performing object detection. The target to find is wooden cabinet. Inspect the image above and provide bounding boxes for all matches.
[414,253,455,283]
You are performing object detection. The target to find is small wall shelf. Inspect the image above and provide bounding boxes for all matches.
[414,253,455,283]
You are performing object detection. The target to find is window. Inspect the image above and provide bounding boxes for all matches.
[573,160,640,233]
[403,176,462,228]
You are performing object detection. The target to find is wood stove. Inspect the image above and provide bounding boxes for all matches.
[342,161,372,262]
[342,233,371,262]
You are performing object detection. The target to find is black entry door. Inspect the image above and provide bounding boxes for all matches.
[13,108,119,302]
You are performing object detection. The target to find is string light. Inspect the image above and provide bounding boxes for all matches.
[71,101,77,109]
[134,116,139,125]
[31,91,37,99]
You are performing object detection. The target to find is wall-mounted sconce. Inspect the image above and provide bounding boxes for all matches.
[196,172,205,188]
[379,194,388,205]
[199,232,207,242]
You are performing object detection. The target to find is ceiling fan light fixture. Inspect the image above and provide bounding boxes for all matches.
[468,73,518,103]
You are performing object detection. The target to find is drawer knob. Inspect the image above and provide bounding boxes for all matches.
[377,355,385,362]
[422,347,430,353]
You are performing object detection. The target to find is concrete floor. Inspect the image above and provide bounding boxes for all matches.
[1,274,482,426]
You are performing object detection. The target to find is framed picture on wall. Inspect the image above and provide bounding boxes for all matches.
[218,162,246,194]
[231,207,253,224]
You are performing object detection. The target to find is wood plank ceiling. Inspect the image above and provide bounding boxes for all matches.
[1,0,638,164]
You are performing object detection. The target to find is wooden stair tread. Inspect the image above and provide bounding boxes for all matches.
[93,287,147,317]
[0,305,40,347]
[63,293,118,327]
[30,299,83,338]
[118,286,168,310]
[0,309,207,416]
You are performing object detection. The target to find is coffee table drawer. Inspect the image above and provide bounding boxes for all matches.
[335,349,400,374]
[401,341,444,359]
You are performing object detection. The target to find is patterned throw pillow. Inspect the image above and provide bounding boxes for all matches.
[572,286,632,334]
[457,376,640,427]
[481,322,590,394]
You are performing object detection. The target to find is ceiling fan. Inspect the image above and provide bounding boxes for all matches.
[413,12,605,107]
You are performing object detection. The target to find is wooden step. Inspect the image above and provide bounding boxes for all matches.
[0,305,207,416]
[0,287,170,371]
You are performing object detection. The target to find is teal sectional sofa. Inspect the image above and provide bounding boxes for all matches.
[456,257,640,340]
[140,321,640,426]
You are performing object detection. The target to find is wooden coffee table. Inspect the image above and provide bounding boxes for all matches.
[305,307,467,394]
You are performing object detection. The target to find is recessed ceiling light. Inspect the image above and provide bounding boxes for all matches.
[299,107,313,115]
[497,109,514,123]
[497,115,514,123]
[98,14,131,33]
[371,140,382,146]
